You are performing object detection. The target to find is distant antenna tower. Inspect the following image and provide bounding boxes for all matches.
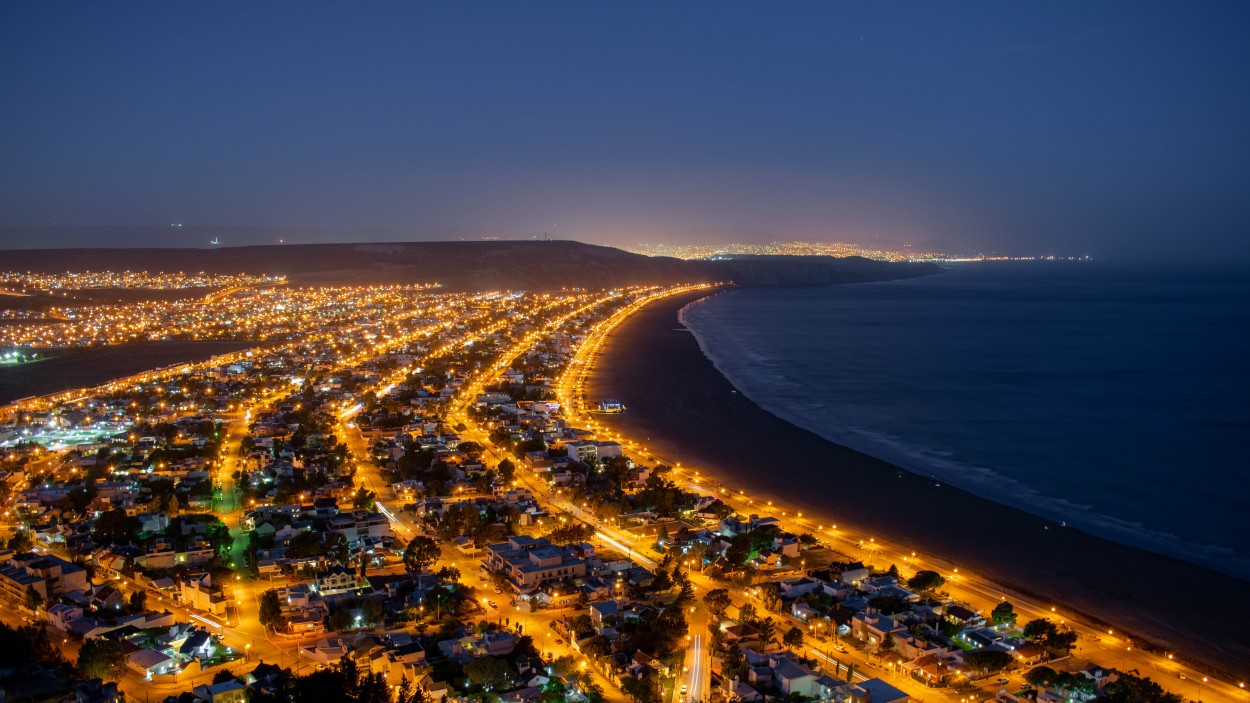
[544,231,550,242]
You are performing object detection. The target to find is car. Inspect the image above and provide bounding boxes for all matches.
[680,684,688,696]
[488,601,498,609]
[997,678,1010,685]
[555,638,564,645]
[493,588,502,594]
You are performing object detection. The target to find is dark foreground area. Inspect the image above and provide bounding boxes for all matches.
[588,288,1250,678]
[0,340,257,404]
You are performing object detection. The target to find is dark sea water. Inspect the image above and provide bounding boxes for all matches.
[682,262,1250,580]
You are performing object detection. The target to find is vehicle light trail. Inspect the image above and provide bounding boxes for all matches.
[594,530,656,568]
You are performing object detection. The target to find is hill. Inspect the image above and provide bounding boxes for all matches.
[0,240,939,290]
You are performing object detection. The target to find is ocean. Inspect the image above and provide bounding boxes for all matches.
[681,262,1250,581]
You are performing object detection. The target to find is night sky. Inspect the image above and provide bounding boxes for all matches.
[2,2,1248,259]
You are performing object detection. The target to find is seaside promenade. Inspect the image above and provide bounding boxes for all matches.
[561,287,1248,703]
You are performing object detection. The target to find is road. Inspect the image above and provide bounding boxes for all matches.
[556,286,1250,703]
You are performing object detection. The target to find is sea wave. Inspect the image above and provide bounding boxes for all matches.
[680,295,1250,582]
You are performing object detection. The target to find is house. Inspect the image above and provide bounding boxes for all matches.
[193,680,247,703]
[773,657,819,696]
[1009,641,1047,665]
[128,648,178,679]
[852,612,907,647]
[792,602,820,622]
[313,566,367,596]
[180,573,228,616]
[721,623,763,650]
[852,678,909,703]
[903,653,958,686]
[47,603,85,631]
[590,600,619,629]
[0,552,89,602]
[830,561,871,587]
[485,536,586,590]
[299,637,349,666]
[285,609,327,636]
[722,678,764,702]
[779,577,822,600]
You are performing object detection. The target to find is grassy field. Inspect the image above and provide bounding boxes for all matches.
[0,340,258,404]
[0,286,218,312]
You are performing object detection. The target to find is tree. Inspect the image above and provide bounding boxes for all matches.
[361,598,384,626]
[867,594,909,614]
[756,617,777,650]
[886,563,900,580]
[737,602,757,625]
[569,614,596,639]
[403,536,440,573]
[325,531,350,565]
[1025,667,1058,688]
[1022,618,1057,641]
[1021,618,1076,655]
[655,523,670,549]
[1095,672,1182,703]
[6,530,33,552]
[77,638,127,681]
[621,677,657,703]
[351,487,376,510]
[463,655,511,691]
[330,608,355,632]
[128,589,148,613]
[582,634,613,657]
[92,507,139,546]
[725,533,752,565]
[964,649,1013,676]
[396,676,432,703]
[159,492,181,517]
[703,588,731,621]
[581,680,605,703]
[0,621,61,666]
[881,631,896,653]
[782,626,804,650]
[497,458,516,482]
[213,669,239,684]
[991,601,1017,627]
[759,583,782,613]
[24,584,42,611]
[260,589,285,630]
[1045,629,1079,656]
[906,569,946,592]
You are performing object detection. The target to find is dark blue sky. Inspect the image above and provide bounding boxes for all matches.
[2,2,1248,259]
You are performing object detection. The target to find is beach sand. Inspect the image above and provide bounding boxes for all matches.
[585,288,1250,679]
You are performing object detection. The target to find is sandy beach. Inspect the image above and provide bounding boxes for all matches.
[585,287,1250,679]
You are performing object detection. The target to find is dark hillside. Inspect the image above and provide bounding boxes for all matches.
[1,240,938,290]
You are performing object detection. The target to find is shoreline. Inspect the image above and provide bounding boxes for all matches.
[679,284,1250,583]
[586,287,1250,680]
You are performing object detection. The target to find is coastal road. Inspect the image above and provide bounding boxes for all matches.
[556,290,1250,703]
